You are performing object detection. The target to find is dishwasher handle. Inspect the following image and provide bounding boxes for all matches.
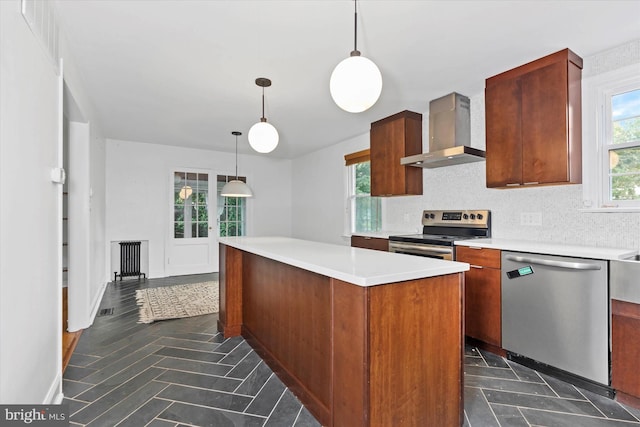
[505,255,602,271]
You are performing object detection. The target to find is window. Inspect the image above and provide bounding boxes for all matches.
[583,63,640,210]
[173,172,209,238]
[217,175,247,236]
[606,89,640,203]
[345,149,381,233]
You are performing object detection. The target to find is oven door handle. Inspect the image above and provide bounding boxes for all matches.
[389,243,452,254]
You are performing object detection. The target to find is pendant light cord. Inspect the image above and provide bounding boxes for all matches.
[261,87,266,122]
[234,134,239,179]
[353,0,357,52]
[351,0,360,56]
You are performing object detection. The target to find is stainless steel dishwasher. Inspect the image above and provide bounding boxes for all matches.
[502,251,609,391]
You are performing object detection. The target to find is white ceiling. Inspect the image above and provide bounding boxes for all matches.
[54,0,640,159]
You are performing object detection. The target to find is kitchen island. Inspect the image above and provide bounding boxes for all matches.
[218,237,468,427]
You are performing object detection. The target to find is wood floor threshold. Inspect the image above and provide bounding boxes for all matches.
[62,329,82,372]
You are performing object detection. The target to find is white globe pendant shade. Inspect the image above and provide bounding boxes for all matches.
[220,179,253,197]
[248,121,279,154]
[330,55,382,113]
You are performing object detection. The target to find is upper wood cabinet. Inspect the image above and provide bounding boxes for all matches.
[485,49,583,188]
[370,110,423,196]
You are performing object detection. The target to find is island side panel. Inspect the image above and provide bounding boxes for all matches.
[368,274,464,427]
[218,244,243,337]
[242,252,332,426]
[331,279,369,427]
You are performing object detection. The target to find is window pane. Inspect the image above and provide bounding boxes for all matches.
[197,206,208,221]
[355,162,372,195]
[198,222,208,238]
[355,196,381,232]
[174,222,184,238]
[228,223,237,236]
[190,206,198,221]
[227,206,237,222]
[190,223,198,238]
[237,202,243,221]
[174,206,185,222]
[612,89,640,145]
[610,146,640,200]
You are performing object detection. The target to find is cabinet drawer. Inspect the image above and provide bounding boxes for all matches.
[351,236,389,252]
[456,246,501,268]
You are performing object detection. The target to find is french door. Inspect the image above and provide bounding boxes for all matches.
[165,169,217,275]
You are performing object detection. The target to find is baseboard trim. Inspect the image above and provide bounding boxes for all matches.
[87,280,108,326]
[43,374,63,404]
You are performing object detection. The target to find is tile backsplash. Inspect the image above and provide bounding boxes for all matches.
[385,161,640,250]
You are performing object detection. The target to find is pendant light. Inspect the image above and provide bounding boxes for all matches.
[221,131,253,198]
[330,0,382,113]
[248,78,279,154]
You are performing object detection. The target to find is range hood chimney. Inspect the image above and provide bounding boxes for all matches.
[401,92,485,168]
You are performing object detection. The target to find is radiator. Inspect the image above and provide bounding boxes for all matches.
[114,241,146,281]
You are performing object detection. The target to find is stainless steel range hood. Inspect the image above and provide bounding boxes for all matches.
[401,92,485,168]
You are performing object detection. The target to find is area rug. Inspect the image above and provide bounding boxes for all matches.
[136,281,219,324]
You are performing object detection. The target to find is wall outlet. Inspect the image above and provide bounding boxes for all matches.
[520,212,542,226]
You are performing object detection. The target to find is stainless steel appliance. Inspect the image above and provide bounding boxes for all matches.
[611,254,640,305]
[502,251,610,395]
[388,210,490,260]
[400,92,485,169]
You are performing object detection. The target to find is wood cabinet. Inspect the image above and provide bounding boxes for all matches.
[485,49,583,188]
[350,235,389,252]
[612,299,640,408]
[370,110,423,196]
[456,246,502,348]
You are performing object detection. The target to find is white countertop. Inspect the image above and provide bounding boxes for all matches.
[219,236,468,287]
[454,238,638,261]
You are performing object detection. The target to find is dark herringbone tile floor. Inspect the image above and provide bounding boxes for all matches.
[63,274,640,427]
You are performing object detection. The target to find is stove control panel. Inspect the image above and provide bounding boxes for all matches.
[422,210,490,228]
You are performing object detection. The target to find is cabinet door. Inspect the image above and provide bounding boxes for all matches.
[521,61,570,185]
[371,120,397,196]
[485,78,522,187]
[370,111,422,197]
[464,266,501,346]
[371,119,406,196]
[612,299,640,399]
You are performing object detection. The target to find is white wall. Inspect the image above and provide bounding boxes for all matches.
[0,0,62,403]
[292,41,640,251]
[105,139,292,277]
[292,134,369,245]
[59,22,109,330]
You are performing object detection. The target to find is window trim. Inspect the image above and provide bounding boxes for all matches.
[344,149,383,235]
[216,174,248,237]
[581,63,640,212]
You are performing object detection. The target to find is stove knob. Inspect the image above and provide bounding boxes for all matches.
[463,213,469,220]
[477,213,484,220]
[429,213,435,219]
[470,213,476,220]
